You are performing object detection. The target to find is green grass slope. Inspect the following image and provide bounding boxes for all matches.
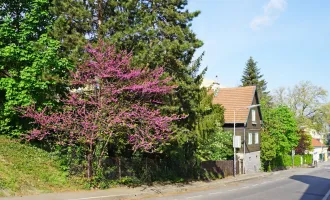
[0,136,80,197]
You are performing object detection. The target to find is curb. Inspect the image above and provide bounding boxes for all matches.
[118,173,275,200]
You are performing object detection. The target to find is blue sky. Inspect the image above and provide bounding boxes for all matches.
[187,0,330,94]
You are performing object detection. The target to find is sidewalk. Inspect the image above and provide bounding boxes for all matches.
[2,163,327,200]
[0,172,273,200]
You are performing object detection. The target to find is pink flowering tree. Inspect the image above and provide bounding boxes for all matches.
[21,41,183,179]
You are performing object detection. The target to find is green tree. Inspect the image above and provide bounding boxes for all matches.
[50,0,220,180]
[241,57,268,99]
[260,130,276,171]
[50,0,203,70]
[0,0,71,135]
[264,106,299,156]
[261,102,300,170]
[273,81,329,132]
[194,87,232,161]
[50,0,207,144]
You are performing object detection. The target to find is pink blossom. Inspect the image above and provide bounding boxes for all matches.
[21,41,184,152]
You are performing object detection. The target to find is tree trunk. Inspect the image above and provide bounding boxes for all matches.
[97,0,103,38]
[118,157,122,179]
[87,146,93,180]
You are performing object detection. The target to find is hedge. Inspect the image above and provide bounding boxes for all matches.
[294,155,301,166]
[303,154,313,165]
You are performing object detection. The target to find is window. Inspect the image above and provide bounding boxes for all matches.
[255,133,259,144]
[251,109,256,123]
[248,133,253,145]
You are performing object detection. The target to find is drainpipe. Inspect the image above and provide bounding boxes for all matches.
[243,125,246,174]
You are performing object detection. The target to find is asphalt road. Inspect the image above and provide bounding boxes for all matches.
[148,164,330,200]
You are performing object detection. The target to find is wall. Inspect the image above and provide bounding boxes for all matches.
[245,93,262,152]
[223,126,260,153]
[237,151,261,174]
[310,147,328,161]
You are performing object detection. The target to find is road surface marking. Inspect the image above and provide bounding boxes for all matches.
[241,186,249,189]
[186,195,203,199]
[228,189,237,192]
[67,195,124,200]
[251,184,259,187]
[67,192,149,200]
[322,187,330,200]
[209,192,223,195]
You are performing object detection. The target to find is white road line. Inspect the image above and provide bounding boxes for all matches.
[322,188,330,200]
[67,195,123,200]
[209,192,223,195]
[228,189,237,192]
[67,192,149,200]
[241,186,249,189]
[251,184,260,187]
[186,195,203,199]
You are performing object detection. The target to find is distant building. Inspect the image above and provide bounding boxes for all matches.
[310,138,327,162]
[201,79,226,90]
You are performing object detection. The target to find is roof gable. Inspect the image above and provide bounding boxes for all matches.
[212,86,257,124]
[312,138,325,147]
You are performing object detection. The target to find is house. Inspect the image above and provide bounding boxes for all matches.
[201,79,226,90]
[307,128,324,141]
[310,138,328,162]
[212,86,262,174]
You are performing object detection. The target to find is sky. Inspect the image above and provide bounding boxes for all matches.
[187,0,330,94]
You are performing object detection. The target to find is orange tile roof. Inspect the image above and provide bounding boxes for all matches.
[212,86,256,123]
[312,138,326,147]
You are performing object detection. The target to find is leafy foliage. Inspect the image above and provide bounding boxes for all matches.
[264,105,299,156]
[303,154,313,165]
[261,103,300,171]
[197,130,233,161]
[51,0,203,69]
[50,0,206,142]
[260,130,276,171]
[295,129,313,155]
[0,0,71,136]
[1,0,227,188]
[193,87,230,161]
[272,81,329,132]
[21,42,183,179]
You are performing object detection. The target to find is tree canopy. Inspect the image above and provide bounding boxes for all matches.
[272,81,329,132]
[21,42,183,179]
[0,0,71,136]
[241,57,268,99]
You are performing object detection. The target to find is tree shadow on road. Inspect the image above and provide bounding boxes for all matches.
[290,174,330,200]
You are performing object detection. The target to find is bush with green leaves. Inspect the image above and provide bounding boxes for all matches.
[294,155,301,167]
[303,154,313,165]
[197,130,233,161]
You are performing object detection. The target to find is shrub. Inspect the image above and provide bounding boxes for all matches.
[303,154,313,165]
[294,155,301,167]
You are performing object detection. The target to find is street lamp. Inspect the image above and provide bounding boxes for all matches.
[233,104,260,177]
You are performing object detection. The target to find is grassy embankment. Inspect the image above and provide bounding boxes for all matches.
[0,135,81,197]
